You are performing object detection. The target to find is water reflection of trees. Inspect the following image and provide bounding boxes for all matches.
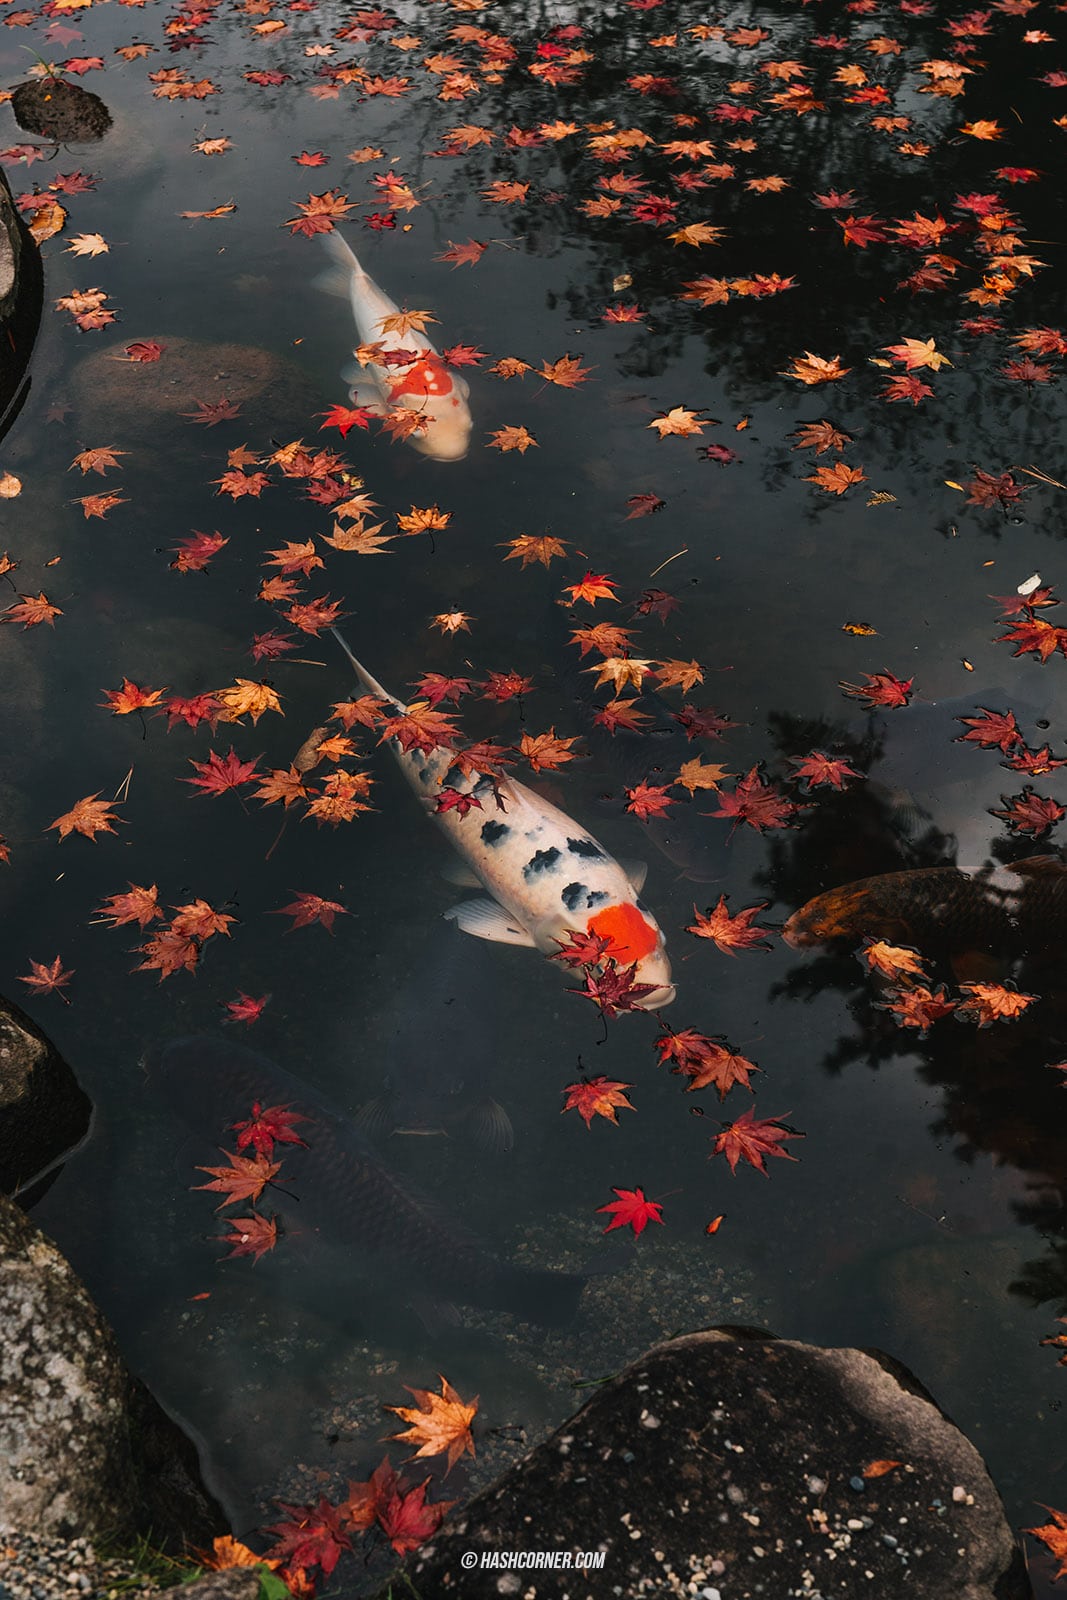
[757,707,1067,1314]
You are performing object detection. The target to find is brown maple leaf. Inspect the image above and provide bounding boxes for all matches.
[194,1148,281,1209]
[49,793,122,842]
[502,534,567,567]
[386,1376,478,1474]
[19,955,74,999]
[687,895,774,953]
[487,424,538,453]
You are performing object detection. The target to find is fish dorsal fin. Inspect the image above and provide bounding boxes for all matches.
[1008,854,1067,877]
[441,859,482,889]
[330,628,405,710]
[469,1098,515,1153]
[620,858,648,894]
[444,898,536,947]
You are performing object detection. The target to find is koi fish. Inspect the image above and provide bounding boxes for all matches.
[318,232,472,463]
[333,631,677,1009]
[145,1036,587,1324]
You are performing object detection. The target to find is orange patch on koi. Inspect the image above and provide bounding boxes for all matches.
[588,901,658,963]
[387,357,455,402]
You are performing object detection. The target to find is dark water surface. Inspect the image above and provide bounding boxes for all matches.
[2,0,1066,1584]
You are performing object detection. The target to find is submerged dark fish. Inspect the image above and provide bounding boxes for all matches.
[357,923,514,1152]
[144,1036,588,1324]
[782,855,1067,955]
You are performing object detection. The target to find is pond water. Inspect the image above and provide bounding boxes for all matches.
[2,0,1067,1587]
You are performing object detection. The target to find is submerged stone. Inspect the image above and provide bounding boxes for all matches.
[381,1326,1028,1599]
[11,77,112,142]
[0,994,91,1196]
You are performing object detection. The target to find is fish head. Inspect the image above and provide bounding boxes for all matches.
[781,883,875,948]
[412,411,472,462]
[586,900,676,1009]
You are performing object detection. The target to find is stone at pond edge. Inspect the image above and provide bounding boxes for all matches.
[379,1327,1028,1600]
[0,993,91,1196]
[0,1193,227,1551]
[11,78,111,142]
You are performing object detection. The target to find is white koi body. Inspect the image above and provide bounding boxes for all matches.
[334,633,676,1009]
[319,232,472,463]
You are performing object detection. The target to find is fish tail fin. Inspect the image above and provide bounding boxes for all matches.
[314,230,366,297]
[330,627,404,709]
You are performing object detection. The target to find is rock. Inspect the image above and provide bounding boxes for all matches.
[384,1327,1027,1600]
[0,1532,264,1600]
[0,1195,226,1550]
[177,1572,263,1600]
[10,78,111,142]
[0,996,91,1196]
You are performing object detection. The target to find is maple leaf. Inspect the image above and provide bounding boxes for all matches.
[503,534,568,568]
[76,493,127,520]
[378,308,439,339]
[626,781,675,821]
[19,955,73,998]
[1024,1507,1067,1580]
[635,588,681,623]
[712,767,800,833]
[376,1478,454,1556]
[966,469,1023,510]
[171,530,228,573]
[858,939,928,981]
[806,461,866,494]
[781,352,851,385]
[94,883,162,929]
[883,374,934,405]
[991,787,1065,837]
[223,993,271,1026]
[218,1213,278,1263]
[215,469,270,500]
[185,747,261,797]
[563,571,618,606]
[669,221,726,247]
[839,671,913,708]
[70,445,127,475]
[397,505,451,537]
[587,657,657,694]
[687,896,774,953]
[626,493,665,519]
[99,676,170,718]
[1002,357,1053,385]
[318,403,373,439]
[712,1107,804,1174]
[265,540,324,578]
[537,354,592,388]
[274,892,348,932]
[675,757,729,793]
[594,698,652,734]
[431,611,472,636]
[286,596,346,635]
[232,1101,307,1156]
[380,703,460,756]
[649,406,707,438]
[956,708,1023,753]
[481,670,534,703]
[387,1376,478,1474]
[571,623,635,658]
[571,959,659,1018]
[674,704,738,740]
[790,420,852,453]
[656,659,705,693]
[597,1186,664,1235]
[550,929,614,969]
[882,337,952,371]
[518,729,581,772]
[265,1499,353,1576]
[322,520,392,555]
[50,793,121,842]
[878,984,957,1035]
[562,1076,635,1128]
[194,1149,281,1209]
[2,591,62,629]
[482,179,529,204]
[119,339,164,363]
[434,787,482,818]
[435,238,487,267]
[170,899,236,942]
[666,1033,760,1097]
[160,693,221,731]
[182,397,242,426]
[956,981,1037,1027]
[788,751,862,791]
[331,695,385,732]
[488,425,537,454]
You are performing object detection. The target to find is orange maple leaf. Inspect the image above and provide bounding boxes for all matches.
[563,570,618,605]
[781,351,851,385]
[76,493,127,519]
[503,534,567,567]
[649,406,707,437]
[487,425,538,453]
[94,883,163,928]
[518,729,581,772]
[194,1149,281,1209]
[805,461,867,494]
[397,505,451,535]
[561,1076,635,1128]
[101,679,168,715]
[19,955,74,998]
[70,445,127,475]
[537,354,592,388]
[386,1376,479,1474]
[49,793,122,842]
[4,592,62,627]
[686,896,774,953]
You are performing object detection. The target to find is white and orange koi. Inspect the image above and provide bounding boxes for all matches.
[333,632,676,1009]
[319,232,471,463]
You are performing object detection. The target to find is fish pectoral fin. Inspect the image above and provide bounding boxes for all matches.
[469,1098,515,1153]
[444,898,537,947]
[440,858,482,889]
[619,857,648,894]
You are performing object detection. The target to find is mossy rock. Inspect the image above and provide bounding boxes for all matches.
[11,78,111,142]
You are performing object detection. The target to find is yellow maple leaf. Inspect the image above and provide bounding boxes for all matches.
[669,221,726,247]
[781,351,852,385]
[675,757,731,793]
[378,308,439,337]
[214,679,283,726]
[649,406,707,438]
[586,656,657,692]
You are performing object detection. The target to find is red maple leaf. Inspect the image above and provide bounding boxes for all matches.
[596,1185,665,1234]
[194,1149,281,1208]
[550,929,614,968]
[878,984,957,1035]
[686,895,774,953]
[991,787,1066,837]
[711,1108,804,1174]
[223,993,271,1026]
[711,766,800,832]
[997,615,1067,663]
[375,1479,454,1556]
[594,698,652,734]
[184,747,261,796]
[673,704,739,740]
[955,707,1023,753]
[788,751,862,791]
[318,403,374,437]
[434,787,482,817]
[1004,745,1067,776]
[570,958,659,1018]
[561,1076,635,1128]
[634,588,681,622]
[965,468,1023,510]
[626,492,665,519]
[218,1213,279,1263]
[170,530,228,573]
[839,670,913,708]
[232,1100,308,1156]
[119,339,165,362]
[625,781,675,821]
[274,891,348,932]
[265,1498,353,1575]
[160,693,221,730]
[481,670,535,703]
[183,396,242,426]
[19,955,74,999]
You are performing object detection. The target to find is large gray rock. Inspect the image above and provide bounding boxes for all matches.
[0,995,91,1196]
[386,1328,1027,1600]
[0,1195,225,1551]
